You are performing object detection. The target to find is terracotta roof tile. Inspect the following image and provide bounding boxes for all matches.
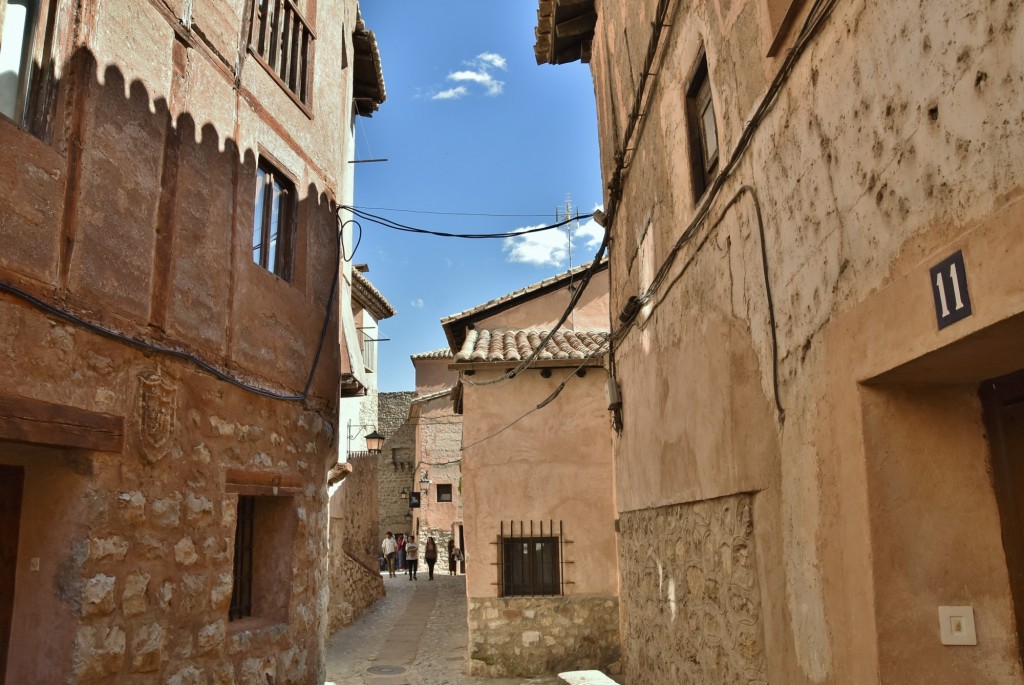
[410,348,453,360]
[352,270,396,320]
[455,329,609,363]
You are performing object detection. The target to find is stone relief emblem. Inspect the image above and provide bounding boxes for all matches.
[136,370,177,462]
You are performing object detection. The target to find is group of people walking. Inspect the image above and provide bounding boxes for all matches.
[380,531,462,580]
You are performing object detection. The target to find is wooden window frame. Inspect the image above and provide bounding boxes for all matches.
[252,156,296,281]
[436,483,453,502]
[0,0,58,138]
[247,0,316,117]
[685,50,719,201]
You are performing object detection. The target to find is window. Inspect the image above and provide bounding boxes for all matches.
[686,51,719,200]
[230,496,255,620]
[361,329,375,373]
[252,158,295,279]
[248,0,316,111]
[0,0,56,134]
[502,536,560,597]
[229,495,296,622]
[436,484,452,502]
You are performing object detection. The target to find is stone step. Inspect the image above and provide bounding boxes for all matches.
[557,670,618,685]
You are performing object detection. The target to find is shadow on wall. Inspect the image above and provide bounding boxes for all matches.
[1,46,343,403]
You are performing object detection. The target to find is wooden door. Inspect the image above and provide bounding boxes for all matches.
[981,369,1024,662]
[0,465,24,685]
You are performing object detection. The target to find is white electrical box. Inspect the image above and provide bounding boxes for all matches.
[938,606,977,646]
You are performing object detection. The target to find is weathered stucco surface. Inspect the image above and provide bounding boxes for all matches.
[585,0,1024,682]
[0,0,367,681]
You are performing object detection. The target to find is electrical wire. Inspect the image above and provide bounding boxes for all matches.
[341,205,592,240]
[600,0,839,423]
[339,219,363,263]
[0,217,347,403]
[460,235,609,388]
[349,205,568,219]
[460,352,603,451]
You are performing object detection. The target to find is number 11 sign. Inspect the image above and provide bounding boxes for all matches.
[930,250,973,330]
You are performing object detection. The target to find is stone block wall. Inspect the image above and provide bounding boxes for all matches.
[377,392,416,538]
[467,595,621,678]
[617,494,767,684]
[328,451,384,633]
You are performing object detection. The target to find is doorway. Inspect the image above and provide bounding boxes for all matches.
[0,465,24,685]
[981,368,1024,662]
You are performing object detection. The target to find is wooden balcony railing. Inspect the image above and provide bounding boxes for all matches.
[249,0,316,114]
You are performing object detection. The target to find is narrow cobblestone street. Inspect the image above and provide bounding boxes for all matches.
[325,574,564,685]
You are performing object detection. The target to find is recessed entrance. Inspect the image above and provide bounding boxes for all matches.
[0,465,24,685]
[981,368,1024,663]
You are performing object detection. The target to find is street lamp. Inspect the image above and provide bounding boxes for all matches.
[347,420,385,455]
[419,471,431,498]
[399,487,408,500]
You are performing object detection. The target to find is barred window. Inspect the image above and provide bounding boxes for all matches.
[229,496,255,620]
[498,521,568,597]
[248,0,316,112]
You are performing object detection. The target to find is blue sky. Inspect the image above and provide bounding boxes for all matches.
[351,2,604,392]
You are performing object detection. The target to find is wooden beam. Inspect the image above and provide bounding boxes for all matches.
[555,11,596,38]
[0,394,123,453]
[225,468,304,496]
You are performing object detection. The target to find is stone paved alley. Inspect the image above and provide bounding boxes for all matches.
[325,574,575,685]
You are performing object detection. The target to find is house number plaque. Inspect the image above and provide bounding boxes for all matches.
[930,250,972,330]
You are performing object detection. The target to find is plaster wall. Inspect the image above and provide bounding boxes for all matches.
[0,0,363,680]
[413,357,457,396]
[586,0,1024,682]
[411,395,463,556]
[470,270,610,333]
[461,368,617,599]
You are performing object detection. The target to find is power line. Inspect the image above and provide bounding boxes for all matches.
[340,205,591,240]
[349,205,569,219]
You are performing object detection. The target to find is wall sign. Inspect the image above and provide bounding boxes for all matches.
[930,250,972,329]
[409,492,421,508]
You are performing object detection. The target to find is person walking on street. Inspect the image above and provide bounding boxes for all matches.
[424,537,438,580]
[381,532,397,578]
[406,535,419,580]
[450,546,462,575]
[396,533,406,572]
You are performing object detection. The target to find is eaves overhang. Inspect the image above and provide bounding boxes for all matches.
[534,0,597,65]
[353,11,386,117]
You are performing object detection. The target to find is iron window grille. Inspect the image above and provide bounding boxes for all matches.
[248,0,316,113]
[495,520,572,597]
[252,158,295,279]
[229,495,255,620]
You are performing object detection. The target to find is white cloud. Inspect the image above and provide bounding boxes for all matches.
[432,86,469,101]
[410,298,424,309]
[475,52,508,70]
[503,208,607,267]
[503,225,569,267]
[432,52,507,100]
[448,69,504,96]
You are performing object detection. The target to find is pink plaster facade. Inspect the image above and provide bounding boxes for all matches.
[537,0,1024,683]
[446,265,621,676]
[0,0,380,681]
